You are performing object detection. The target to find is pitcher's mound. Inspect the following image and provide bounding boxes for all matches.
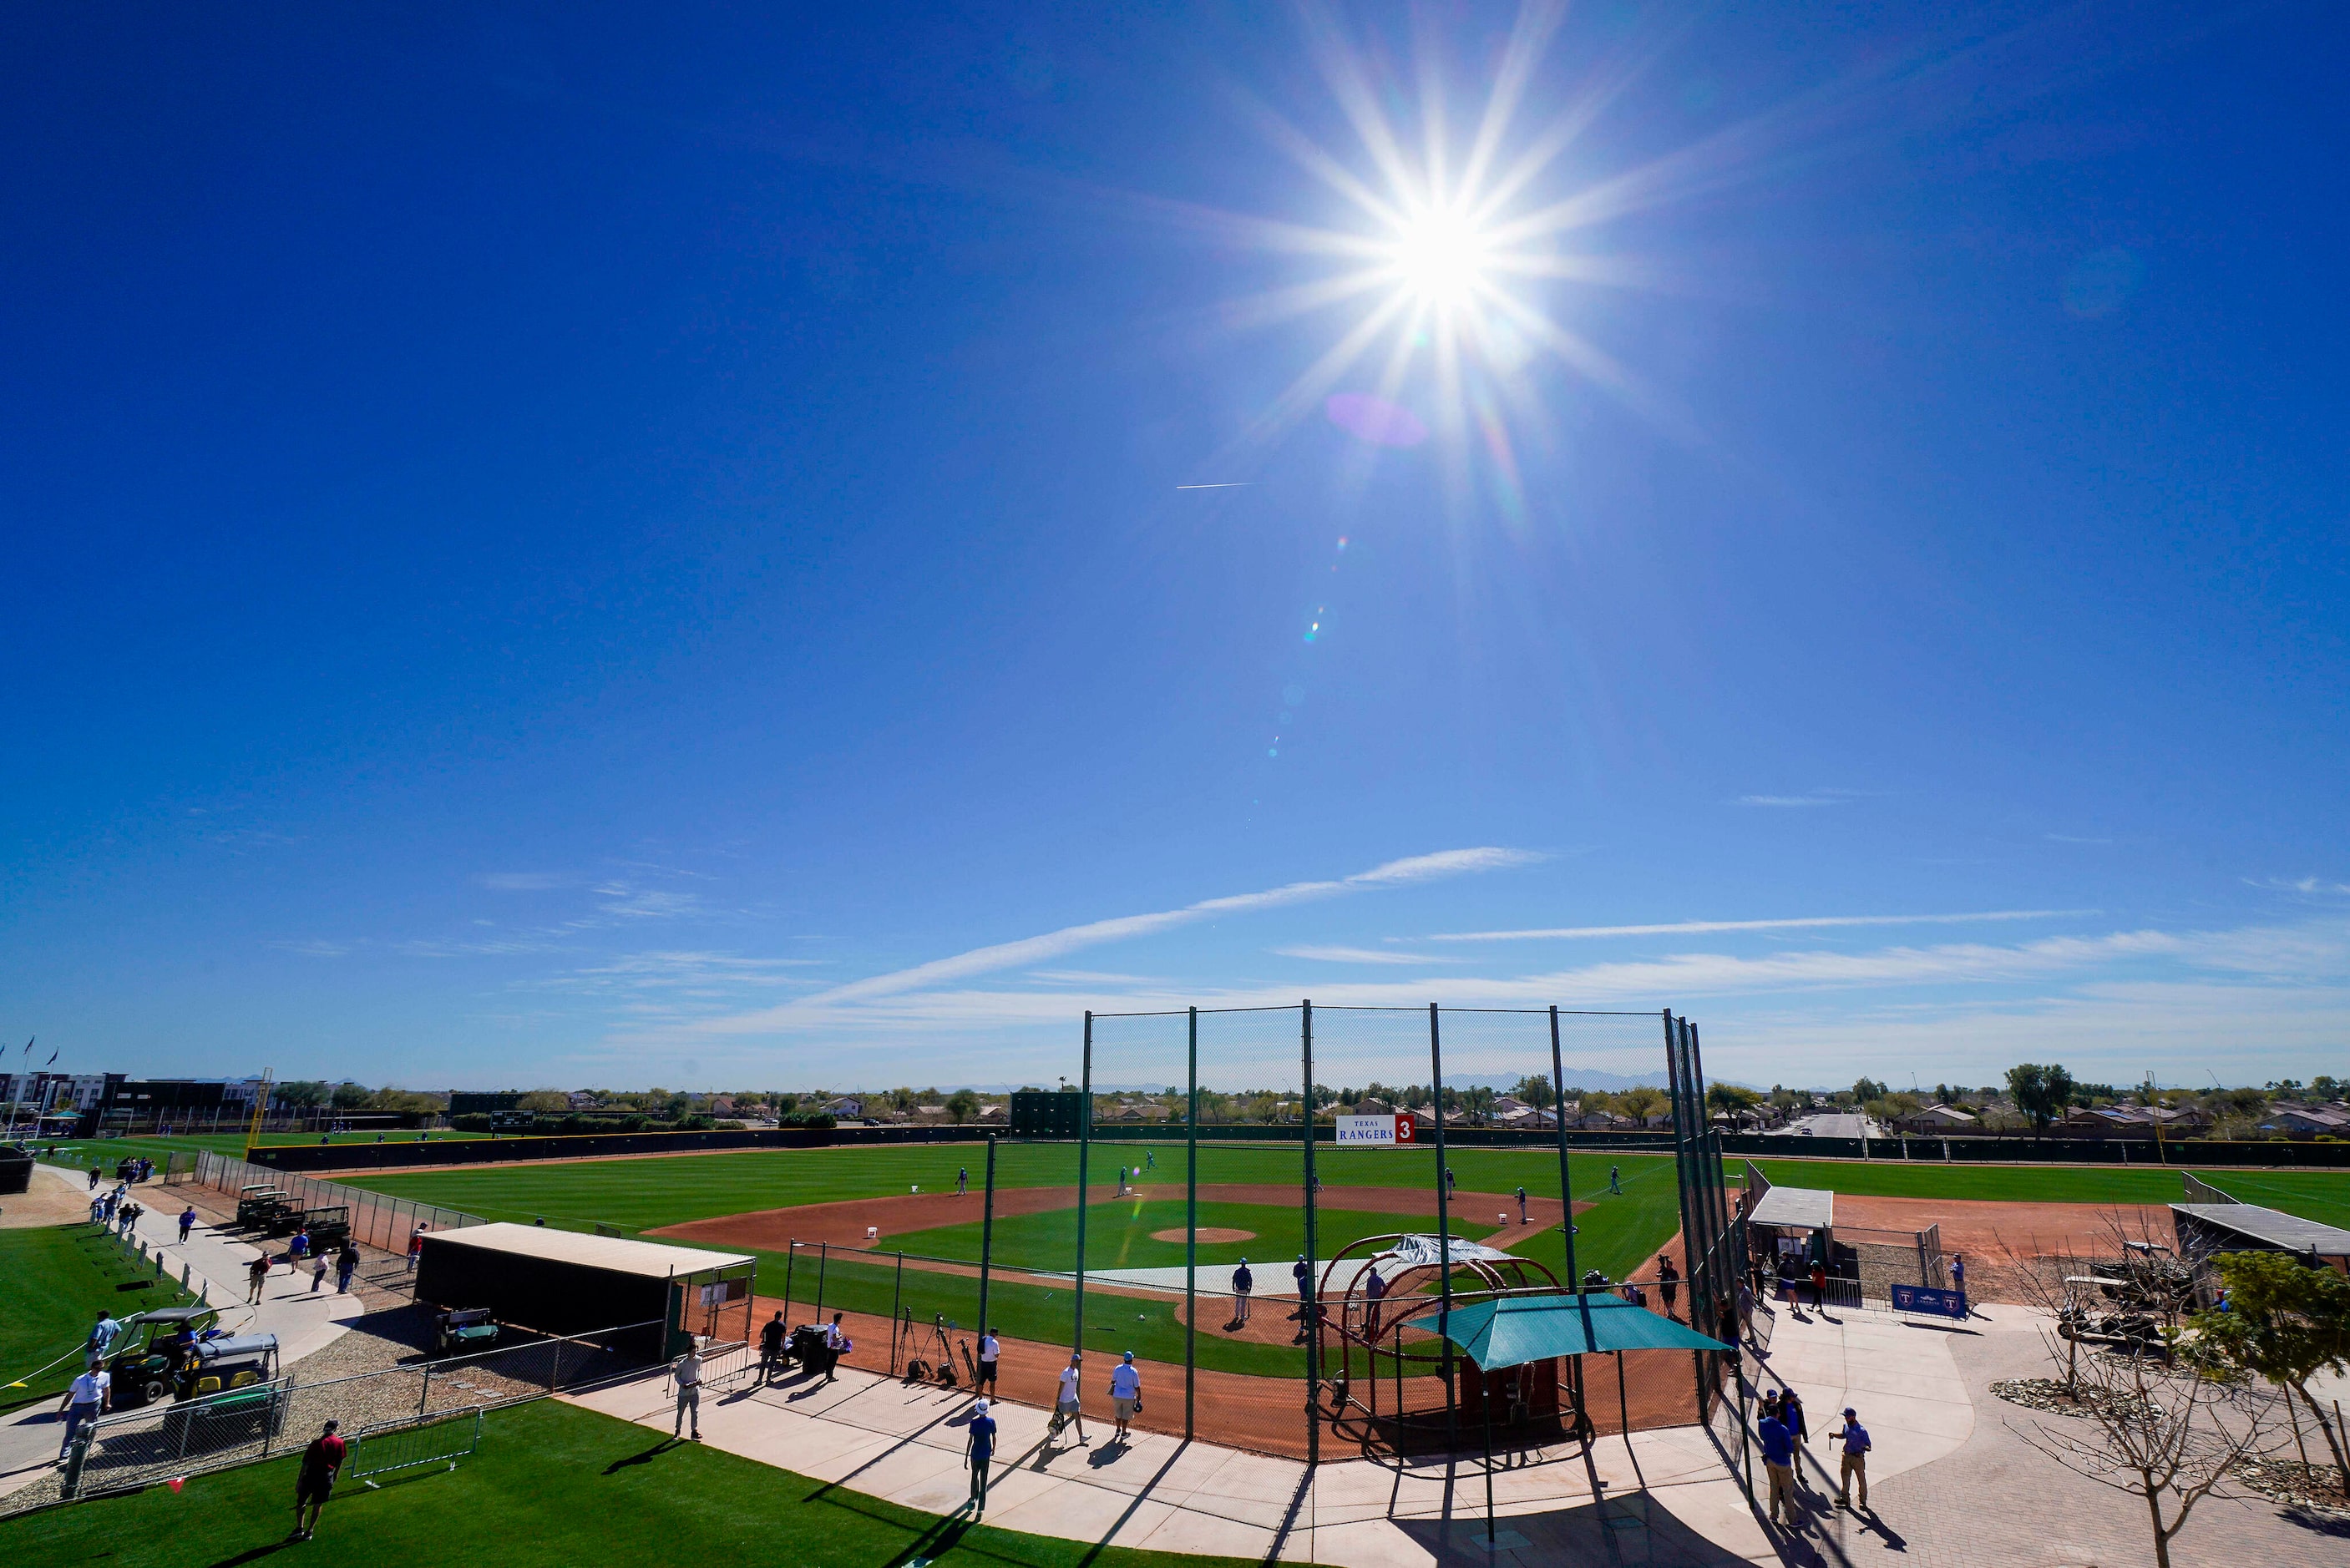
[1153,1227,1255,1243]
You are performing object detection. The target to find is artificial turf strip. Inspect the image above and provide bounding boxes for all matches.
[3,1398,1262,1568]
[0,1226,199,1411]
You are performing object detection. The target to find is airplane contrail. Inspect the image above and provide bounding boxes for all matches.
[1175,482,1255,490]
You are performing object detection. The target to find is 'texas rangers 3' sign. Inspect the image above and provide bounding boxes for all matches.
[1334,1113,1419,1146]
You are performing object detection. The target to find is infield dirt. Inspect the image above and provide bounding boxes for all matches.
[653,1181,1583,1252]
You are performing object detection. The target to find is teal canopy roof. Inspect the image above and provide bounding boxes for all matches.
[1400,1293,1731,1368]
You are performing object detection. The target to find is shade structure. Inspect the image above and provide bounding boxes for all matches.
[1402,1292,1731,1369]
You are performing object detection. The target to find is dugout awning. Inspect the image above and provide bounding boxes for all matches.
[424,1222,755,1277]
[1749,1186,1833,1232]
[2171,1203,2350,1266]
[1402,1293,1732,1368]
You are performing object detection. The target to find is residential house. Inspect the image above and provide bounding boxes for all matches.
[2264,1104,2350,1138]
[1894,1104,1979,1134]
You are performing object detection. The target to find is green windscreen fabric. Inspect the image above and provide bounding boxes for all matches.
[1400,1292,1731,1368]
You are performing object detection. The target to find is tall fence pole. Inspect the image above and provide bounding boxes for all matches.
[1428,1003,1457,1460]
[1301,998,1320,1470]
[1073,1011,1093,1361]
[1185,1004,1198,1442]
[1550,1006,1593,1352]
[976,1135,997,1354]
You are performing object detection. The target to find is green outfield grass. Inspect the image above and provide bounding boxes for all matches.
[1728,1156,2350,1230]
[1,1397,1256,1568]
[331,1141,1683,1378]
[33,1130,486,1179]
[0,1225,199,1409]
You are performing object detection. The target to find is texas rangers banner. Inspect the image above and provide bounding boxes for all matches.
[1890,1283,1968,1320]
[1334,1113,1419,1146]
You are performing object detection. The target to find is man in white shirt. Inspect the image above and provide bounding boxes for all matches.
[976,1327,1000,1394]
[1109,1351,1142,1444]
[671,1339,705,1441]
[58,1361,109,1460]
[822,1313,848,1383]
[1052,1351,1087,1447]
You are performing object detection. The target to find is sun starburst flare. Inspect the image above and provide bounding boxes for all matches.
[1188,1,1688,506]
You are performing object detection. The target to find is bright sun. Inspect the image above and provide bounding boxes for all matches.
[1388,207,1492,307]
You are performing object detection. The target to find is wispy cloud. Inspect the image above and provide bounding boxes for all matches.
[1026,970,1170,986]
[1274,944,1456,965]
[271,938,350,959]
[475,873,571,892]
[551,951,828,989]
[1735,789,1861,808]
[2249,875,2350,896]
[1426,909,2093,943]
[729,847,1540,1014]
[591,885,702,920]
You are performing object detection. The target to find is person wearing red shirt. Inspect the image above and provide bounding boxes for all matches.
[291,1420,346,1541]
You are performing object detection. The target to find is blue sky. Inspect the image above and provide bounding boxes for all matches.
[3,3,2344,1094]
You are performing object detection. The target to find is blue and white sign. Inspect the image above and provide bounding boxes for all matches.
[1890,1283,1969,1320]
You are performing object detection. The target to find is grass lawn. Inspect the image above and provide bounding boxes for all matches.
[0,1226,200,1410]
[1728,1156,2350,1230]
[2,1397,1258,1568]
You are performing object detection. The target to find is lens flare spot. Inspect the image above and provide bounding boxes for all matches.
[1325,392,1428,448]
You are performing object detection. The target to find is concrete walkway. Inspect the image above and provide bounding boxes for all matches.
[0,1164,375,1496]
[558,1288,1993,1566]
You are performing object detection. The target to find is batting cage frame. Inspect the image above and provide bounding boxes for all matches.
[899,1002,1750,1486]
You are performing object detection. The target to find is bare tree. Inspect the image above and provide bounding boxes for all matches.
[2008,1337,2267,1568]
[1998,1214,2267,1568]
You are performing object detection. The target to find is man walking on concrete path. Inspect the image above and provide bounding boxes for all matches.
[57,1361,109,1460]
[671,1338,705,1441]
[179,1205,196,1244]
[1110,1351,1141,1444]
[1832,1407,1871,1509]
[1759,1393,1796,1529]
[965,1398,996,1513]
[247,1253,271,1303]
[1052,1352,1086,1448]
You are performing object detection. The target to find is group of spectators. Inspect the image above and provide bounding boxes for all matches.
[244,1224,362,1301]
